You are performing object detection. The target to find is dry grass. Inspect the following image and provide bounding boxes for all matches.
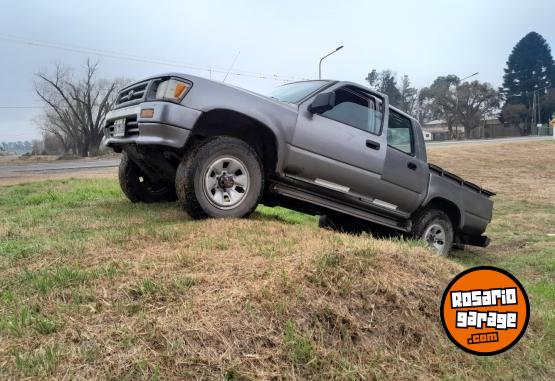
[0,140,553,380]
[428,141,555,276]
[428,140,555,204]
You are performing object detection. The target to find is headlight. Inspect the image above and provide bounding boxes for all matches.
[154,78,191,102]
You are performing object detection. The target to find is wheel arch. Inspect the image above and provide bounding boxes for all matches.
[186,108,279,178]
[421,197,463,229]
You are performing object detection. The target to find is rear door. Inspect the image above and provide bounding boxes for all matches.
[380,110,429,213]
[285,85,390,203]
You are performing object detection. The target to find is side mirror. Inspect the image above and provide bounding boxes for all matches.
[308,92,335,114]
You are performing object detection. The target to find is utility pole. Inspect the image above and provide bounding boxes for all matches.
[531,86,550,133]
[319,46,343,80]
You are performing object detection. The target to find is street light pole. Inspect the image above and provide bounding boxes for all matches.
[532,85,550,131]
[319,46,343,80]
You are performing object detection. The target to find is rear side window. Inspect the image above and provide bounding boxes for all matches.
[387,111,414,155]
[320,88,381,135]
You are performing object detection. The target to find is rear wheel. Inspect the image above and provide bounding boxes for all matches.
[175,136,264,219]
[118,152,177,203]
[412,208,454,256]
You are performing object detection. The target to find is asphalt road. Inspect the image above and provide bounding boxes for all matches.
[0,136,552,177]
[0,159,120,179]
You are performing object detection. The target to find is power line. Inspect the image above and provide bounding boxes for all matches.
[0,34,309,82]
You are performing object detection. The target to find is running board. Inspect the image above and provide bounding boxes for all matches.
[271,182,411,232]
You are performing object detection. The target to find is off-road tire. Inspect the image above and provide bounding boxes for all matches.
[175,136,264,219]
[118,152,177,203]
[411,208,454,256]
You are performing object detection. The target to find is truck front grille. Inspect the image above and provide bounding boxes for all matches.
[116,81,148,106]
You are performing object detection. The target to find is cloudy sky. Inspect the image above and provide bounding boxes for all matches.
[0,0,553,141]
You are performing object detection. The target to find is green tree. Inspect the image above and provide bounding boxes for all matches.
[456,81,499,138]
[501,104,529,135]
[500,31,555,124]
[420,76,498,138]
[398,75,418,115]
[365,69,402,108]
[365,70,419,115]
[419,75,459,138]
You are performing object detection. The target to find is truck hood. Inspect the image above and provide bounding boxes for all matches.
[131,72,299,112]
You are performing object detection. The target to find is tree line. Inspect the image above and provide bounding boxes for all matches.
[365,31,555,138]
[0,141,33,155]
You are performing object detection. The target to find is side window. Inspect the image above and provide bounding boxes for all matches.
[387,111,414,155]
[320,88,381,135]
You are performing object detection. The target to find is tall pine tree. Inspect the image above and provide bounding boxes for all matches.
[500,32,554,124]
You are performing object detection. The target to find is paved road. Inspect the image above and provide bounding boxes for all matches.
[0,159,120,178]
[0,136,552,178]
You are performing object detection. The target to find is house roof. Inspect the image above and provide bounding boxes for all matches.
[424,120,445,126]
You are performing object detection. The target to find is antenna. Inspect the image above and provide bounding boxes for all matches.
[223,51,240,82]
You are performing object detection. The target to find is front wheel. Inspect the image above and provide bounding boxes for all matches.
[175,136,264,219]
[411,209,454,256]
[118,152,177,203]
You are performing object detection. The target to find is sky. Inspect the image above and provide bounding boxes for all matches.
[0,0,554,141]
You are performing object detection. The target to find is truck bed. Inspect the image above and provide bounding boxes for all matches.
[428,163,495,197]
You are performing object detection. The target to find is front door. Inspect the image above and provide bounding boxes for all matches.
[285,85,389,204]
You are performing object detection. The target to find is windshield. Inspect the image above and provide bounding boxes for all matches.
[265,81,329,103]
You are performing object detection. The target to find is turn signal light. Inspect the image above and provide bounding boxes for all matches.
[140,108,154,118]
[174,82,188,98]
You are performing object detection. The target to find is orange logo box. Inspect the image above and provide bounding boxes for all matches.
[440,266,529,355]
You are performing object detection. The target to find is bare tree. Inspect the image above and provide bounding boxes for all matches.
[35,59,126,156]
[42,132,66,154]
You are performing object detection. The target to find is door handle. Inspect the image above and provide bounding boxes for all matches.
[366,139,380,150]
[407,162,418,170]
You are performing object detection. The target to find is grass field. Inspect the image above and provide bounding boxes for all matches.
[0,141,553,380]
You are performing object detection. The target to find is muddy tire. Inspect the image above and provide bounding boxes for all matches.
[175,136,264,219]
[118,152,177,203]
[412,208,454,256]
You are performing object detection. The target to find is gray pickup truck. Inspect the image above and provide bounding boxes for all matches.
[102,74,494,255]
